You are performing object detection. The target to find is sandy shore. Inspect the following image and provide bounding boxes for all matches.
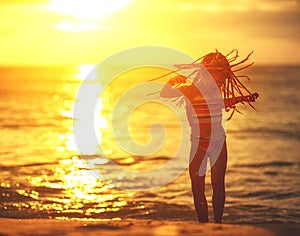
[0,218,299,236]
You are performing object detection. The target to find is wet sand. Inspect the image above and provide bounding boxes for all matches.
[0,218,299,236]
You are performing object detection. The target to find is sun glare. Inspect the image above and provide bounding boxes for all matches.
[48,0,131,21]
[76,64,96,81]
[48,0,131,32]
[55,21,101,32]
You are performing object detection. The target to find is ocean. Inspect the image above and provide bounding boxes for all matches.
[0,64,299,223]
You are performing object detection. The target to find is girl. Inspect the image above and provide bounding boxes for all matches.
[160,50,258,223]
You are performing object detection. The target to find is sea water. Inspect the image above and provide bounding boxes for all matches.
[0,65,299,223]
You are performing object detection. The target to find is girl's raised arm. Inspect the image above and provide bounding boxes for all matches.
[160,75,189,98]
[224,93,259,109]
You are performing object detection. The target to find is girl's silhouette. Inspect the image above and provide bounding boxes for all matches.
[160,50,258,223]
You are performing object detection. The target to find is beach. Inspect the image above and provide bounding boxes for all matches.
[0,218,299,236]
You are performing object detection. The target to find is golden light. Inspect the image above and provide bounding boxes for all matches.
[54,21,101,33]
[48,0,131,32]
[76,64,96,81]
[48,0,131,20]
[72,64,108,155]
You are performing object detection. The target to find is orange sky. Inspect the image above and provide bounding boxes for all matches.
[1,0,300,65]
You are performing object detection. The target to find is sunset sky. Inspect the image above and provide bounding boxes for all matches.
[1,0,299,65]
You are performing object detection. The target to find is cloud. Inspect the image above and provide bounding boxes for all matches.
[0,0,299,64]
[176,0,299,12]
[132,0,300,35]
[1,0,48,4]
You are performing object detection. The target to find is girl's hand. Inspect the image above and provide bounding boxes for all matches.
[168,75,187,85]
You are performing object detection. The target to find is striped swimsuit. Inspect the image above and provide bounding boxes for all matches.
[186,95,225,143]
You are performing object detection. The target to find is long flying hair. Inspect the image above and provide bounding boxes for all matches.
[149,49,256,119]
[200,49,256,119]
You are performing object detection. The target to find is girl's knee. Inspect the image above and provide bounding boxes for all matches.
[191,179,205,196]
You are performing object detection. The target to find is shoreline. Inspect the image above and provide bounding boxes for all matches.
[0,218,299,236]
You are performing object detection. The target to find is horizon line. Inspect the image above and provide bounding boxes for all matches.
[0,62,300,67]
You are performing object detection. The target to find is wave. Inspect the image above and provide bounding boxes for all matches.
[237,190,300,200]
[234,161,299,168]
[79,155,172,167]
[228,127,300,140]
[0,120,64,129]
[0,162,57,171]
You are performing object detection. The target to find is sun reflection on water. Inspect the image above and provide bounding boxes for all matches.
[24,155,133,218]
[4,65,185,218]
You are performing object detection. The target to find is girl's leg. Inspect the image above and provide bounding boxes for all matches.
[210,141,227,223]
[189,144,208,222]
[190,174,208,222]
